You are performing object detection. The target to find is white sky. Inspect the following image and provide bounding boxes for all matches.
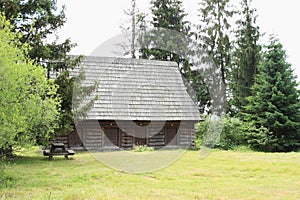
[57,0,300,79]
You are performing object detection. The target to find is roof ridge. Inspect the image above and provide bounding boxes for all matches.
[70,55,178,67]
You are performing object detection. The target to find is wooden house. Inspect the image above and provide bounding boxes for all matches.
[64,56,200,150]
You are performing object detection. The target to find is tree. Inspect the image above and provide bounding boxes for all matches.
[243,37,300,152]
[119,0,147,58]
[140,0,210,112]
[129,0,137,59]
[0,0,75,74]
[147,0,191,64]
[0,0,80,136]
[231,0,261,113]
[57,65,99,130]
[197,0,233,88]
[0,15,60,157]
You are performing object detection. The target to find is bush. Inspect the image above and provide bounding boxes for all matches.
[216,117,248,150]
[194,115,209,150]
[133,145,154,152]
[195,115,249,150]
[195,115,282,151]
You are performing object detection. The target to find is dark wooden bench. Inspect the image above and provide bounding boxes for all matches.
[43,143,75,160]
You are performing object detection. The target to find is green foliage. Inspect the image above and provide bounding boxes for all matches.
[140,0,210,112]
[242,125,275,152]
[217,117,246,150]
[53,70,75,135]
[197,0,234,86]
[194,116,209,149]
[72,68,99,124]
[189,70,211,114]
[0,0,75,70]
[133,145,154,152]
[0,0,80,138]
[231,0,261,113]
[144,0,191,65]
[232,145,253,152]
[53,62,99,135]
[242,37,300,152]
[0,14,60,154]
[195,115,249,150]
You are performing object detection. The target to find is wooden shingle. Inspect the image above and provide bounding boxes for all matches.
[75,56,201,121]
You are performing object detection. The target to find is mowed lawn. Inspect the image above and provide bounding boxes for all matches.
[1,148,300,200]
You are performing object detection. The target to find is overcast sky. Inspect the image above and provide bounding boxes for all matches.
[56,0,300,78]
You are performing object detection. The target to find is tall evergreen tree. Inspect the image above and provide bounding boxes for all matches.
[146,0,191,64]
[243,37,300,152]
[197,0,234,87]
[232,0,261,113]
[142,0,210,112]
[0,0,75,74]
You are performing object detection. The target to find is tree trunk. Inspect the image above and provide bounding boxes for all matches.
[0,146,13,159]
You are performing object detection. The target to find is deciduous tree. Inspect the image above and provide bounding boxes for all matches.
[0,0,81,137]
[0,15,60,157]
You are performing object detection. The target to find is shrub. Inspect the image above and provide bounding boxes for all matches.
[216,117,247,150]
[195,115,249,150]
[195,115,282,151]
[133,145,154,152]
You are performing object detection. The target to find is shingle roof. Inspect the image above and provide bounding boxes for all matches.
[75,56,200,121]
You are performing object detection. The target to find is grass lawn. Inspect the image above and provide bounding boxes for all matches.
[0,148,299,200]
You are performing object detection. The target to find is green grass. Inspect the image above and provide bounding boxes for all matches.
[0,148,300,200]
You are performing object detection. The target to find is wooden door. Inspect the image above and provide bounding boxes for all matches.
[165,127,177,146]
[134,127,146,146]
[103,127,119,147]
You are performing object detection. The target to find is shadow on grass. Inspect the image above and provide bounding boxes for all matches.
[2,154,76,165]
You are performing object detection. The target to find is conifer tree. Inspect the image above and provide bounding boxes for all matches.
[148,0,190,64]
[197,0,234,86]
[144,0,210,112]
[119,0,147,59]
[232,0,261,113]
[0,0,75,74]
[243,37,300,152]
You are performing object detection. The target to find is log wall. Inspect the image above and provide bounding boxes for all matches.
[69,120,196,150]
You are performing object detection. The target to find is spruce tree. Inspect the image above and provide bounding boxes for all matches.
[232,0,261,113]
[143,0,210,112]
[0,0,75,74]
[243,37,300,152]
[197,0,234,87]
[147,0,190,63]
